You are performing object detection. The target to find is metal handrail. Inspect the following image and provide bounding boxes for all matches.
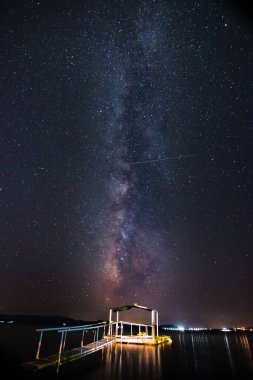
[35,321,116,366]
[36,321,107,333]
[118,320,153,328]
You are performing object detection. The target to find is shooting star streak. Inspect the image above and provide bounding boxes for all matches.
[126,154,194,166]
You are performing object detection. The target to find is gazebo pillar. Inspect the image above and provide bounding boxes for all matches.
[156,310,159,337]
[151,310,156,338]
[116,311,119,337]
[151,310,158,337]
[109,309,112,336]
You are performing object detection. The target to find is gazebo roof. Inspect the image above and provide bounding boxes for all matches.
[111,304,154,312]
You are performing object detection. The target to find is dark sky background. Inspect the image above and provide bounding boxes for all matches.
[0,0,252,327]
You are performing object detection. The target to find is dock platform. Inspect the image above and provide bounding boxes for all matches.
[105,335,172,345]
[24,338,116,370]
[24,304,172,372]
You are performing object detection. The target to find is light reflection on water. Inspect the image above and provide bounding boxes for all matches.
[101,343,162,380]
[190,333,210,374]
[239,335,253,359]
[236,334,253,373]
[97,333,253,380]
[1,325,253,379]
[224,334,235,374]
[78,332,253,380]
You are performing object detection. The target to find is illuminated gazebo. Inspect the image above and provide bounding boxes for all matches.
[108,303,159,342]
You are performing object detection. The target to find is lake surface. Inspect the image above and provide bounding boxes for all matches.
[1,325,253,379]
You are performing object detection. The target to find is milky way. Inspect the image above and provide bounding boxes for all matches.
[94,4,174,300]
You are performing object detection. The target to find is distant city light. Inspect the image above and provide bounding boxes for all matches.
[161,325,251,333]
[162,326,209,331]
[188,327,207,331]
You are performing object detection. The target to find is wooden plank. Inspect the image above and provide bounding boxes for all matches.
[24,338,116,370]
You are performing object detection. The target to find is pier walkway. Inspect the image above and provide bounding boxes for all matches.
[24,304,172,373]
[25,322,116,372]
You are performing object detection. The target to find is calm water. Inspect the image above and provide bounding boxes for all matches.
[1,325,253,379]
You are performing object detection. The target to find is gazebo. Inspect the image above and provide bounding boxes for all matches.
[106,303,170,345]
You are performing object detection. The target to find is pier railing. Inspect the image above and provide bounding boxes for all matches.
[109,320,155,337]
[35,321,116,362]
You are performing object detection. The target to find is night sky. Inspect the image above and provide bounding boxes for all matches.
[0,0,252,328]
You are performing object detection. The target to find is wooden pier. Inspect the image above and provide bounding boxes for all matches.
[106,305,172,345]
[25,337,116,371]
[24,304,172,372]
[24,321,116,372]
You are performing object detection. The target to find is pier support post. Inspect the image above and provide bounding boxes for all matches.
[116,311,119,337]
[109,309,112,336]
[57,331,64,373]
[36,331,43,359]
[81,329,84,347]
[95,327,99,348]
[151,310,155,338]
[62,331,67,352]
[156,311,159,337]
[81,329,85,352]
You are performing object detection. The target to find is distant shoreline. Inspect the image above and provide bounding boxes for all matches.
[0,315,252,332]
[0,314,104,326]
